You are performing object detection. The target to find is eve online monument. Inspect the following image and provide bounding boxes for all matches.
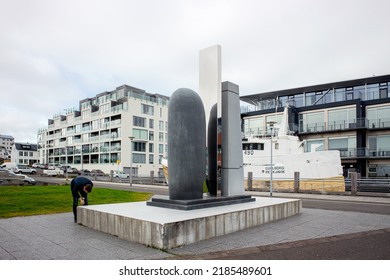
[77,45,301,250]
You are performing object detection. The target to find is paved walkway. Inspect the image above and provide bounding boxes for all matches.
[1,192,389,260]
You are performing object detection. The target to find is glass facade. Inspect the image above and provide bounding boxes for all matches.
[305,139,324,152]
[244,117,264,136]
[299,111,325,133]
[368,135,390,157]
[328,136,356,157]
[328,108,356,130]
[367,106,390,129]
[242,78,389,113]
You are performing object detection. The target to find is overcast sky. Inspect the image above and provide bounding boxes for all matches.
[1,0,389,143]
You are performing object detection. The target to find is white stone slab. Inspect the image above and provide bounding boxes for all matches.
[80,197,293,223]
[78,197,301,249]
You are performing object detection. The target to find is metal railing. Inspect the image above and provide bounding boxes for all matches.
[345,177,390,193]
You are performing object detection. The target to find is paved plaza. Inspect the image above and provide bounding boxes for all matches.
[1,192,389,260]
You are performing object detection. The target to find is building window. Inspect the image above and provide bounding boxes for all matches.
[366,84,379,100]
[305,92,316,106]
[132,129,148,140]
[159,121,164,130]
[149,131,154,141]
[133,116,146,127]
[329,137,356,157]
[305,139,324,152]
[141,104,154,116]
[323,89,333,104]
[133,153,146,164]
[367,106,390,129]
[353,85,365,100]
[133,142,146,152]
[149,154,154,164]
[346,87,354,101]
[328,108,356,130]
[299,111,325,133]
[159,132,164,142]
[294,94,304,107]
[149,143,154,153]
[334,88,345,102]
[244,117,264,137]
[149,119,154,129]
[379,83,388,99]
[368,135,390,157]
[159,144,164,154]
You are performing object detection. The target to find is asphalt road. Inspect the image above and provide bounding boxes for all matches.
[302,198,390,215]
[169,228,390,260]
[33,175,390,214]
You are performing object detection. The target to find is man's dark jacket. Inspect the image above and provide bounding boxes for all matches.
[71,177,93,198]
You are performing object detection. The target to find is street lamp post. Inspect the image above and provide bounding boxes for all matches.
[65,146,68,182]
[128,136,135,187]
[267,121,276,197]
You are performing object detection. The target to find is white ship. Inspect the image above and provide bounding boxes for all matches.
[243,105,345,192]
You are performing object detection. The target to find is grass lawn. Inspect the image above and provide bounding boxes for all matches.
[0,185,152,219]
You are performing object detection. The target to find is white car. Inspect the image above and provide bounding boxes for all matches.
[48,163,61,170]
[43,169,64,176]
[112,171,129,179]
[17,165,37,174]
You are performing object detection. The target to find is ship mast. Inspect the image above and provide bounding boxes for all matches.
[277,105,289,137]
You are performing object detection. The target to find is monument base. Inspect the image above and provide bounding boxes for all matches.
[147,195,255,210]
[78,197,301,250]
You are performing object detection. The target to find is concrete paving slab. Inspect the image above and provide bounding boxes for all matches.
[0,192,389,260]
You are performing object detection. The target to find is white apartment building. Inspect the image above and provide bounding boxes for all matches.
[0,134,14,160]
[11,143,39,165]
[37,85,169,176]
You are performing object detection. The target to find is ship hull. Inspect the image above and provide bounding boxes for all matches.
[243,150,345,192]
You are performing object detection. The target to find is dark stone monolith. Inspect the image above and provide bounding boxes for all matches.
[168,88,206,200]
[207,103,218,196]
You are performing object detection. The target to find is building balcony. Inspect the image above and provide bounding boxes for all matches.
[368,149,390,157]
[329,148,390,158]
[368,118,390,129]
[299,118,369,133]
[335,148,368,158]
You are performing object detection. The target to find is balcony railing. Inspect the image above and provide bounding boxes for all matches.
[335,148,368,158]
[368,149,390,157]
[329,148,390,158]
[299,118,369,133]
[368,118,390,129]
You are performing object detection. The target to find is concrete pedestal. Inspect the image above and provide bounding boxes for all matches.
[78,197,301,250]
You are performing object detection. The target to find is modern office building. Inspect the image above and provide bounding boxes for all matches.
[240,74,390,178]
[11,143,38,165]
[0,134,14,161]
[37,84,169,176]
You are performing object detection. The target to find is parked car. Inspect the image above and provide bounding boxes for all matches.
[112,171,129,179]
[91,169,105,177]
[67,167,79,174]
[60,165,78,173]
[39,163,48,169]
[48,163,61,170]
[0,162,19,173]
[43,169,64,176]
[79,169,91,176]
[0,169,36,185]
[17,165,37,174]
